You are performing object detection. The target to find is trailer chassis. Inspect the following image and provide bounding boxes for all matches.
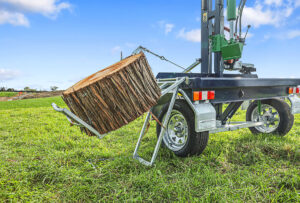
[53,75,300,166]
[132,76,300,166]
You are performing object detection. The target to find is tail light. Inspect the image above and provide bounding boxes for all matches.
[193,91,215,101]
[288,87,300,94]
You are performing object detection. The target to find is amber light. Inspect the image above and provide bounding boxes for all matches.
[193,91,200,101]
[193,91,215,101]
[289,87,294,94]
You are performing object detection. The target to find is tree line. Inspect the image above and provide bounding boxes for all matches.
[0,86,59,92]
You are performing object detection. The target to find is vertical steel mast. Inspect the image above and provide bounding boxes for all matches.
[201,0,225,77]
[201,0,211,75]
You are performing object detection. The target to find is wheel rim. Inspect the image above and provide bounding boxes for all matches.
[162,110,188,152]
[251,104,280,133]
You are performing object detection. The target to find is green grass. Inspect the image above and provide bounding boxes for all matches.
[0,92,18,97]
[0,97,299,202]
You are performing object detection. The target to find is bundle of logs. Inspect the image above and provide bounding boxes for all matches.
[62,52,161,136]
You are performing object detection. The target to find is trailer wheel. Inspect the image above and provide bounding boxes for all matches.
[156,100,209,157]
[246,99,294,136]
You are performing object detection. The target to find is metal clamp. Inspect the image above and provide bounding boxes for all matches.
[52,103,107,139]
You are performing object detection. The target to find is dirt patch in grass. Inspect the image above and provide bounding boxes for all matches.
[0,91,64,101]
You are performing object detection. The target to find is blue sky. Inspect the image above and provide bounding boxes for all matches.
[0,0,300,90]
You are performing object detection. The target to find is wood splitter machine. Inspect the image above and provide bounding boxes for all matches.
[53,0,300,166]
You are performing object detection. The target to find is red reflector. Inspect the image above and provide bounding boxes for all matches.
[194,91,215,101]
[193,91,200,101]
[297,88,300,94]
[208,91,215,100]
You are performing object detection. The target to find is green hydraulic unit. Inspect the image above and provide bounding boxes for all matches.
[210,0,244,61]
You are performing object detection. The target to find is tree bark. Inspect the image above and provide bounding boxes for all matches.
[62,52,161,135]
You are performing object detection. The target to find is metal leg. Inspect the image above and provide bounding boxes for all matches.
[132,112,152,161]
[133,87,179,166]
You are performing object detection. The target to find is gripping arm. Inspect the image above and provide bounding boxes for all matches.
[52,103,106,139]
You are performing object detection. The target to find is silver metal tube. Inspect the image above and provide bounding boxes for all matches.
[161,77,185,96]
[52,103,106,139]
[230,21,235,39]
[133,78,185,166]
[178,89,197,114]
[210,121,264,134]
[150,87,179,165]
[133,112,152,158]
[184,58,201,73]
[157,78,177,82]
[235,0,243,35]
[239,0,247,38]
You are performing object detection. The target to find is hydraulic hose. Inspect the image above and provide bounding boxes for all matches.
[239,0,247,38]
[235,0,243,36]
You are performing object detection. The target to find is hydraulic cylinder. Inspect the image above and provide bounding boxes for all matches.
[227,0,237,40]
[227,0,237,21]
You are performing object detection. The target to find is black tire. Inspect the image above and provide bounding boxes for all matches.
[156,100,209,157]
[246,99,294,136]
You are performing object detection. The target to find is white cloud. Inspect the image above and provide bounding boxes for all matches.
[0,0,71,26]
[0,10,29,26]
[165,23,174,34]
[0,69,20,81]
[0,0,71,17]
[287,30,300,39]
[243,5,280,27]
[158,21,175,35]
[178,28,201,43]
[264,0,283,6]
[242,1,300,28]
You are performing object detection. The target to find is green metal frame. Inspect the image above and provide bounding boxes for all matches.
[210,34,243,60]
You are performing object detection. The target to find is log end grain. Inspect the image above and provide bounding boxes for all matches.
[64,53,145,95]
[62,52,161,135]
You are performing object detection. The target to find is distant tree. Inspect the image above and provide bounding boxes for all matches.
[50,86,59,91]
[0,87,5,91]
[24,87,36,91]
[6,88,15,92]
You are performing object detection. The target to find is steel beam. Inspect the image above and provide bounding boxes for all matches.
[214,0,225,77]
[201,0,211,74]
[221,102,243,124]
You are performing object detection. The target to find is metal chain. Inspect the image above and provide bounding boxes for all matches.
[132,46,188,72]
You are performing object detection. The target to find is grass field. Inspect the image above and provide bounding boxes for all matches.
[0,92,18,97]
[0,97,299,202]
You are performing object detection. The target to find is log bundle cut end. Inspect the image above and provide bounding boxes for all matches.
[62,52,161,136]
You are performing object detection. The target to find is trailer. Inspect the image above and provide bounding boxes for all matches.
[53,0,300,166]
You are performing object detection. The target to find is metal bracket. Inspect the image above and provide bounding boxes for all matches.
[52,103,107,139]
[288,95,300,114]
[210,121,264,134]
[132,77,185,166]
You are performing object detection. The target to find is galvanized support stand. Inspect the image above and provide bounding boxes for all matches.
[132,78,185,166]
